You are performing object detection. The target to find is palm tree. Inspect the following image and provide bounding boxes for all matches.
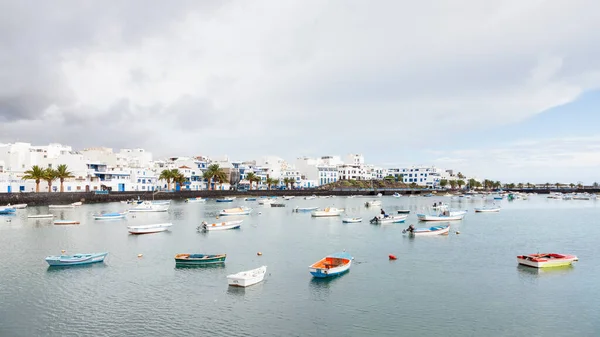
[555,182,561,189]
[526,182,532,189]
[23,165,46,192]
[517,183,523,189]
[272,179,280,189]
[494,181,502,189]
[265,177,276,190]
[544,182,550,189]
[449,180,457,190]
[577,183,584,189]
[203,164,222,190]
[54,164,74,192]
[159,169,175,191]
[44,168,57,192]
[569,183,575,189]
[245,172,259,190]
[594,182,599,188]
[439,179,448,188]
[456,179,465,189]
[214,170,228,190]
[283,177,294,189]
[172,172,186,190]
[457,172,465,179]
[468,178,477,190]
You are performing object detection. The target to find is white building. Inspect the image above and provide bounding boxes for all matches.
[389,166,453,188]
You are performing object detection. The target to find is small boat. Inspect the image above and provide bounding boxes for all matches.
[45,252,108,266]
[417,211,466,221]
[443,193,453,197]
[365,200,382,207]
[216,197,236,202]
[174,253,226,266]
[199,220,243,231]
[283,196,295,200]
[49,204,75,209]
[129,201,169,212]
[517,253,579,268]
[270,203,286,207]
[403,224,450,236]
[93,212,128,220]
[219,207,252,216]
[3,203,27,209]
[0,207,16,215]
[431,203,449,210]
[304,195,317,200]
[258,198,274,205]
[185,197,206,203]
[127,223,173,234]
[347,195,356,199]
[245,197,257,201]
[474,206,501,213]
[53,220,80,225]
[309,252,353,278]
[311,207,345,217]
[342,217,362,223]
[227,265,267,287]
[369,214,407,224]
[392,192,401,198]
[397,209,410,214]
[293,206,319,212]
[71,202,83,206]
[28,214,54,219]
[152,200,171,205]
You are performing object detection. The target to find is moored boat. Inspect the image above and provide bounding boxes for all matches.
[342,217,363,223]
[71,202,83,206]
[219,206,252,216]
[45,252,108,266]
[474,206,501,213]
[3,203,27,209]
[216,197,236,202]
[0,207,16,215]
[174,253,226,266]
[417,211,466,221]
[185,197,206,203]
[199,220,243,231]
[127,223,173,234]
[49,204,75,209]
[53,220,80,225]
[28,214,54,219]
[293,206,319,212]
[365,200,382,207]
[129,201,169,212]
[93,212,128,220]
[258,198,274,205]
[517,253,578,268]
[304,195,317,200]
[309,252,353,278]
[403,224,450,236]
[311,207,345,217]
[397,209,410,214]
[227,265,267,287]
[392,192,401,198]
[245,197,257,201]
[369,214,407,224]
[283,196,295,200]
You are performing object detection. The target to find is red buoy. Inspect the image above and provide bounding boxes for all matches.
[389,254,397,260]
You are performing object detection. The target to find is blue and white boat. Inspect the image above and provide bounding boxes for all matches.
[393,192,401,198]
[219,206,252,216]
[309,252,353,278]
[93,211,128,220]
[245,197,257,201]
[152,200,171,205]
[403,224,450,236]
[0,207,16,215]
[293,206,319,212]
[45,252,108,266]
[216,197,236,202]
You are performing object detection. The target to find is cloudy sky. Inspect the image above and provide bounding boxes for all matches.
[1,0,599,183]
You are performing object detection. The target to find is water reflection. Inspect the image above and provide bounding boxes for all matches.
[175,263,226,270]
[46,262,108,273]
[517,264,575,278]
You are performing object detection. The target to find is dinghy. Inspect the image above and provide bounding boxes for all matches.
[93,212,127,220]
[309,252,353,278]
[474,206,501,213]
[28,214,54,219]
[129,201,169,212]
[293,206,319,212]
[3,203,27,209]
[53,220,80,225]
[283,196,295,200]
[127,223,173,234]
[517,253,578,268]
[245,197,257,201]
[45,252,108,266]
[397,209,410,214]
[365,200,381,207]
[175,253,226,266]
[417,211,466,221]
[71,202,83,206]
[311,207,345,217]
[403,224,450,236]
[227,266,267,287]
[219,207,252,216]
[369,214,407,224]
[185,197,206,203]
[198,220,243,231]
[342,217,363,223]
[258,199,274,205]
[0,207,16,215]
[216,197,236,202]
[304,195,317,200]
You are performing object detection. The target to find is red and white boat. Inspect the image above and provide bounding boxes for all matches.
[516,253,578,268]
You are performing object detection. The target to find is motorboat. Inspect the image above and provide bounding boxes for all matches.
[309,252,353,278]
[293,206,319,212]
[369,214,407,224]
[28,214,54,219]
[93,212,128,220]
[216,197,236,202]
[129,201,169,212]
[403,224,450,236]
[517,253,578,268]
[311,207,344,217]
[342,217,363,223]
[174,253,226,266]
[53,220,80,225]
[364,200,382,207]
[198,220,243,231]
[227,266,267,287]
[185,197,206,203]
[127,223,173,234]
[45,252,108,267]
[219,207,252,216]
[474,206,501,213]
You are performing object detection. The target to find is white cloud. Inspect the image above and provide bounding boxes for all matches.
[0,0,599,161]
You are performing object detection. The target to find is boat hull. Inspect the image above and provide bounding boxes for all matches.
[28,214,54,219]
[309,252,353,278]
[517,254,578,268]
[417,214,465,221]
[46,252,108,266]
[200,220,243,231]
[175,254,226,265]
[128,223,172,234]
[474,208,501,213]
[408,225,450,236]
[219,207,252,216]
[53,220,80,225]
[342,218,362,223]
[227,266,267,287]
[370,215,407,224]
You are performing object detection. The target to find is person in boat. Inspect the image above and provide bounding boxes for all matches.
[404,224,415,233]
[433,202,437,208]
[380,209,388,218]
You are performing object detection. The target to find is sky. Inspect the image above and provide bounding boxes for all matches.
[1,0,599,184]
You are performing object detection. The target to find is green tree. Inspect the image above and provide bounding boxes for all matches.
[159,169,175,191]
[172,171,186,190]
[449,180,457,189]
[265,177,276,190]
[456,179,465,189]
[593,182,599,188]
[439,179,448,188]
[283,177,295,189]
[54,164,74,193]
[577,183,583,189]
[203,164,227,190]
[555,182,561,189]
[43,168,57,192]
[245,172,259,190]
[409,182,418,189]
[468,178,477,189]
[22,165,46,193]
[457,172,465,179]
[569,183,575,189]
[384,175,395,181]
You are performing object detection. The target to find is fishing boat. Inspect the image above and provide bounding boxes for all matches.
[474,206,501,213]
[258,198,274,205]
[403,224,450,236]
[417,210,466,221]
[53,220,80,225]
[342,217,363,223]
[0,207,16,215]
[129,201,169,212]
[364,200,382,207]
[71,202,83,206]
[93,212,128,220]
[219,206,252,216]
[245,197,257,201]
[48,204,75,209]
[517,253,578,268]
[45,252,108,266]
[199,220,243,231]
[309,252,353,278]
[311,207,345,217]
[28,214,54,219]
[227,265,267,287]
[293,206,319,212]
[127,223,173,234]
[397,209,410,214]
[369,214,407,224]
[283,196,295,200]
[174,253,226,266]
[185,197,206,203]
[304,195,317,200]
[3,203,27,209]
[216,197,236,202]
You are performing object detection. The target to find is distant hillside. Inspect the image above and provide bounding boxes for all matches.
[319,179,409,190]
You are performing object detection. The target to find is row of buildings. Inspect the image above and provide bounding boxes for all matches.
[0,142,474,193]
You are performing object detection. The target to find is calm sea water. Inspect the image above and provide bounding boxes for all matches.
[0,195,599,337]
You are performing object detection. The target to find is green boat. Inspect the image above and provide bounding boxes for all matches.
[174,253,226,266]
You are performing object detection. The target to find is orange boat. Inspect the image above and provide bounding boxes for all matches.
[517,253,578,268]
[309,252,353,278]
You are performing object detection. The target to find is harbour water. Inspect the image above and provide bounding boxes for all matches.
[1,195,599,336]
